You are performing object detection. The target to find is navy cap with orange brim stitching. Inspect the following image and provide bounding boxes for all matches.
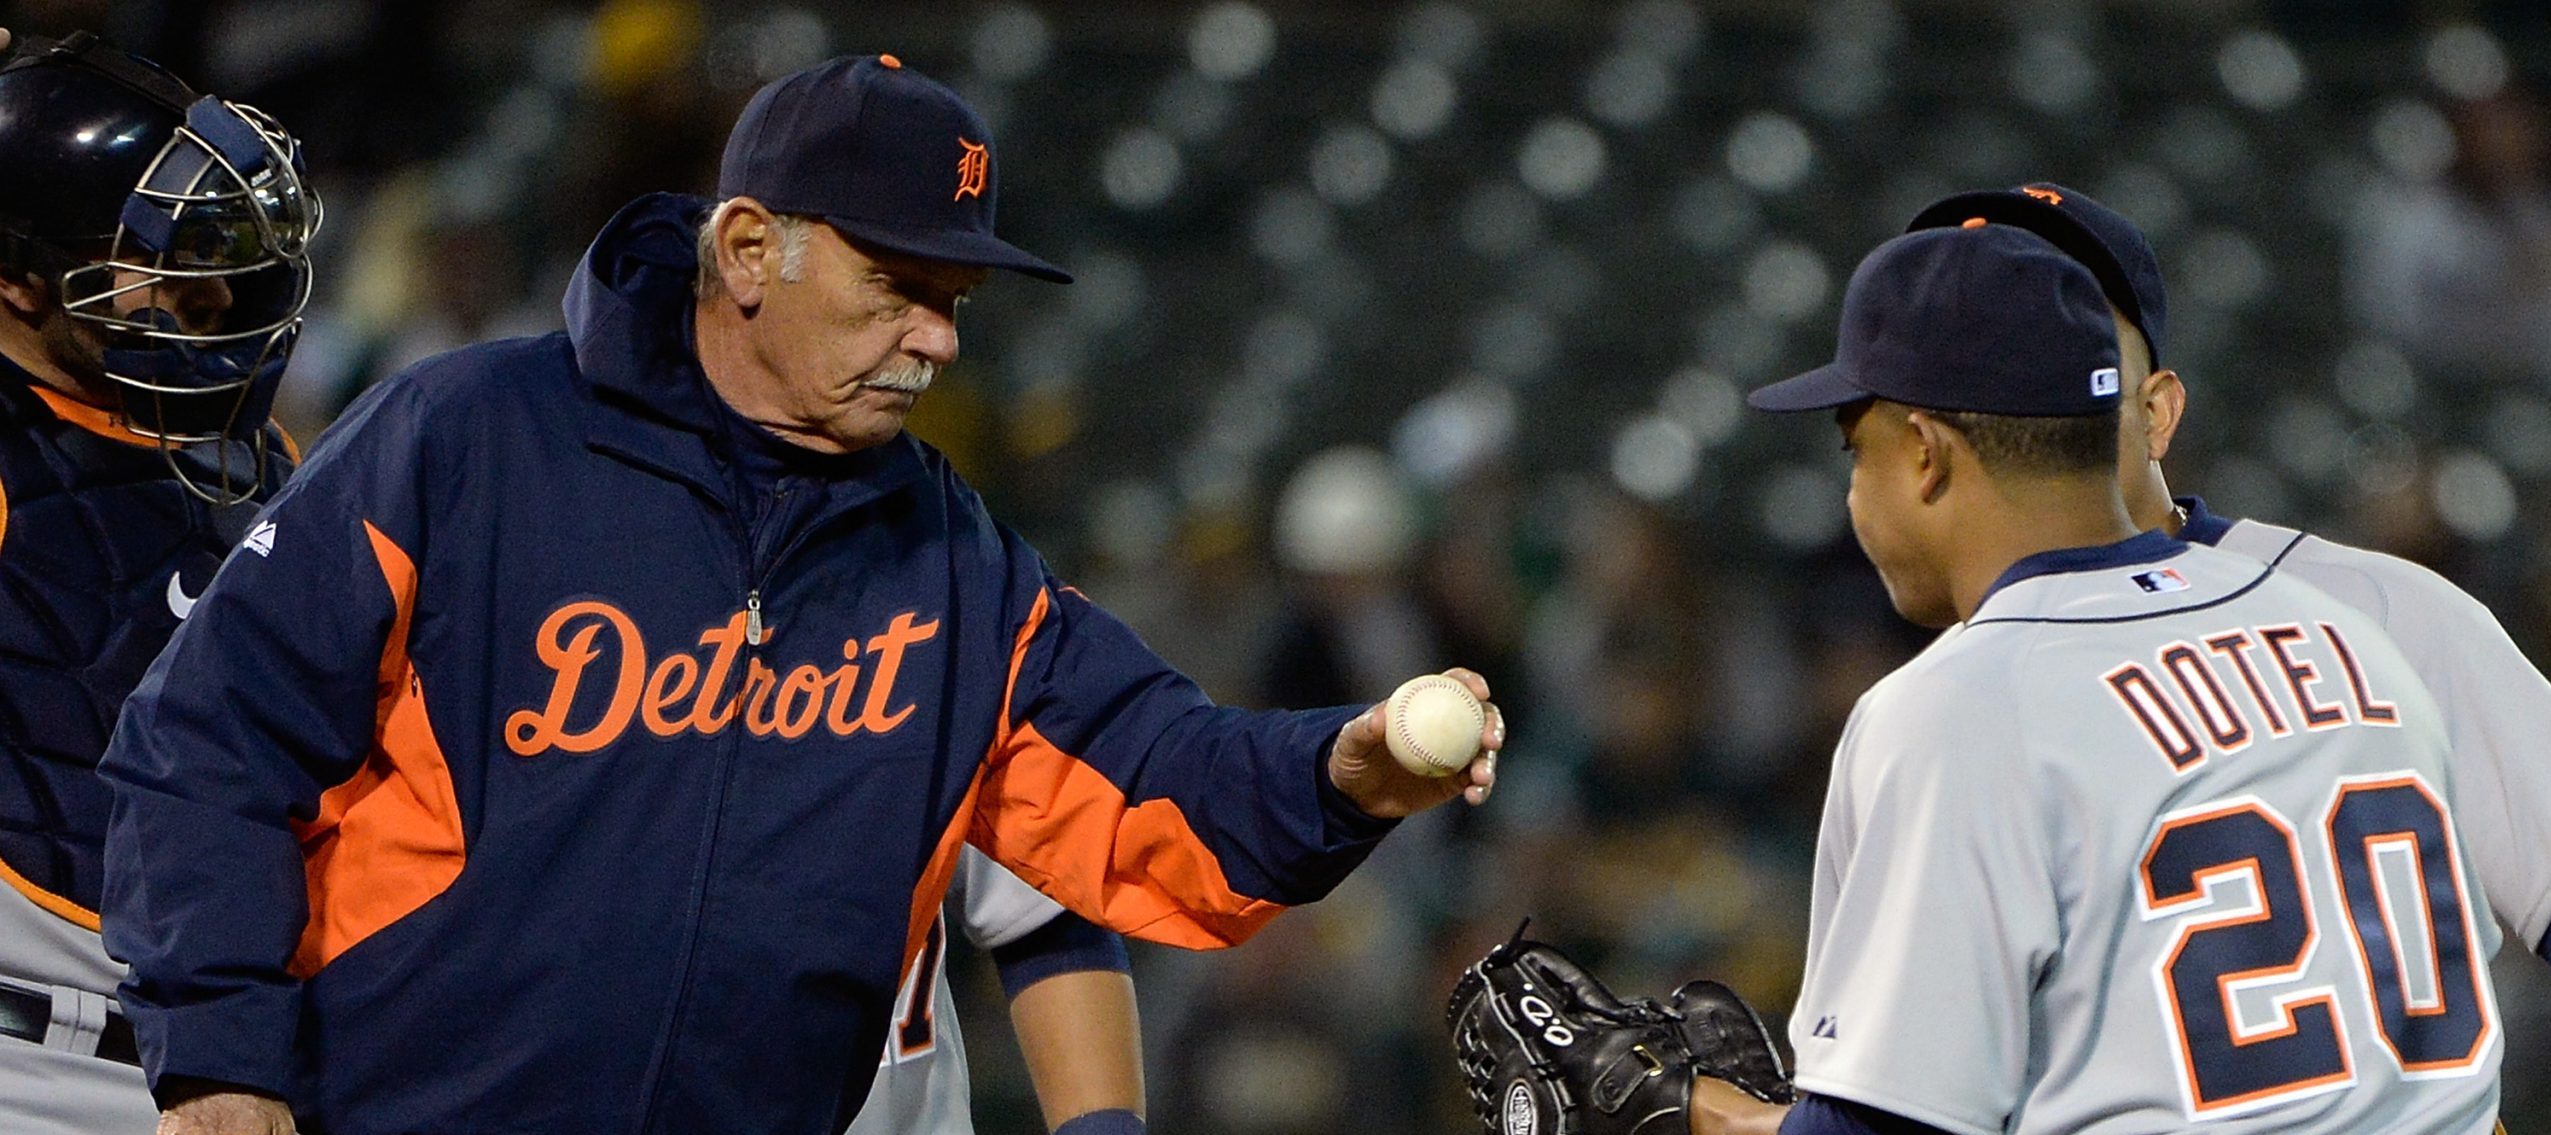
[717,54,1070,284]
[1906,183,2161,364]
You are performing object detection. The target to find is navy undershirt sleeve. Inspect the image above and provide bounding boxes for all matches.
[989,910,1130,998]
[1778,1094,1955,1135]
[1052,1109,1144,1135]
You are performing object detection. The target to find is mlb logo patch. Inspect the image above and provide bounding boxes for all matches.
[2132,567,2189,594]
[2090,367,2121,397]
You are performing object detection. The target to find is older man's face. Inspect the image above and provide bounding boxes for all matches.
[754,223,986,453]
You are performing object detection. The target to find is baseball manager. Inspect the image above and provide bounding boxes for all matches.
[100,53,1499,1135]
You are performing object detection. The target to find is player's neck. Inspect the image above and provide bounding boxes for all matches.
[1945,478,2141,621]
[693,297,787,436]
[2124,462,2180,535]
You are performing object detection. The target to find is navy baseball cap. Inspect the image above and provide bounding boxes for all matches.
[718,54,1070,283]
[1906,183,2164,364]
[1748,224,2123,416]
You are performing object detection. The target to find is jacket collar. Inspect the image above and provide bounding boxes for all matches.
[563,192,930,514]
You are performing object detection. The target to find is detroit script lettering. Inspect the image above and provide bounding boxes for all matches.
[506,602,943,756]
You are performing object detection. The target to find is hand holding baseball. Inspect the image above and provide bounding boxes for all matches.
[1328,667,1503,818]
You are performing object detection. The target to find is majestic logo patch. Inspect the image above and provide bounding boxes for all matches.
[2132,568,2191,594]
[1811,1015,1839,1039]
[954,138,988,202]
[505,602,942,756]
[243,519,277,557]
[1502,1081,1537,1135]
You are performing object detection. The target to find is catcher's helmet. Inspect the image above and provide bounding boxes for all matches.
[0,31,320,500]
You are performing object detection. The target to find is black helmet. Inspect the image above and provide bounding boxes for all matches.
[0,32,320,501]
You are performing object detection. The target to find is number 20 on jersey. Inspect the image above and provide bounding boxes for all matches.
[2138,773,2495,1120]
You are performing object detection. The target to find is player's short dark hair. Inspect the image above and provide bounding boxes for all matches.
[1932,404,2119,477]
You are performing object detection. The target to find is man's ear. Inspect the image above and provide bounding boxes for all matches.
[711,198,779,310]
[2139,369,2187,463]
[1904,409,1963,504]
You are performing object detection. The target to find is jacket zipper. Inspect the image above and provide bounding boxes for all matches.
[635,476,876,1132]
[633,498,762,1134]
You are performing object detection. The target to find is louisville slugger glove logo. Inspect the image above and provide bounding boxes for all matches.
[1502,1082,1536,1135]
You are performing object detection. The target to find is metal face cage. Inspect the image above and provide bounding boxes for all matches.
[56,95,323,502]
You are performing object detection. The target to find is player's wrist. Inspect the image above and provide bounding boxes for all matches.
[1689,1077,1790,1135]
[1051,1107,1144,1135]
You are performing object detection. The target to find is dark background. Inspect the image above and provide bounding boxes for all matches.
[6,0,2549,1130]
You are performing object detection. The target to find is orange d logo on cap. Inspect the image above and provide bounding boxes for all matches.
[954,138,988,202]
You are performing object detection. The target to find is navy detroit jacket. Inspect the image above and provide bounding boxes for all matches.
[98,193,1391,1135]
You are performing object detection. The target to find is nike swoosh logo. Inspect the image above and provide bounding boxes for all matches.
[167,573,199,621]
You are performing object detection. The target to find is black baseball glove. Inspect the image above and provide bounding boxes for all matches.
[1447,924,1794,1135]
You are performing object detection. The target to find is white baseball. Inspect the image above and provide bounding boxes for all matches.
[1383,674,1485,778]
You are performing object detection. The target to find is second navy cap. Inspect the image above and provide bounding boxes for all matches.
[1907,182,2163,364]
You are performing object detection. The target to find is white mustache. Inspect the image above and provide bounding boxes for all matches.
[861,361,936,395]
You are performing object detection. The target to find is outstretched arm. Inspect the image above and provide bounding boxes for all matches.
[968,562,1499,951]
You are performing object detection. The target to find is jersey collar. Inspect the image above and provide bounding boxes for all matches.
[2173,495,2237,546]
[0,349,154,448]
[1978,528,2187,610]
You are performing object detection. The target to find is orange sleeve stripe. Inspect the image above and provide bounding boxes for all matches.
[0,855,100,932]
[996,587,1050,743]
[973,720,1281,949]
[904,768,985,976]
[970,587,1282,949]
[289,522,466,977]
[901,585,1044,969]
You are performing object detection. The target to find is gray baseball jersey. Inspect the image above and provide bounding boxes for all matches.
[1791,536,2501,1134]
[2197,504,2551,960]
[845,847,1071,1135]
[0,888,157,1133]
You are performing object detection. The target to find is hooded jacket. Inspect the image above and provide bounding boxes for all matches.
[99,193,1389,1135]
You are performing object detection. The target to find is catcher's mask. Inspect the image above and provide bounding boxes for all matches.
[0,32,321,503]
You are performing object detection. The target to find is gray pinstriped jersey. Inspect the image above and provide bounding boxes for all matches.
[845,847,1069,1135]
[2212,516,2551,958]
[1791,540,2501,1134]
